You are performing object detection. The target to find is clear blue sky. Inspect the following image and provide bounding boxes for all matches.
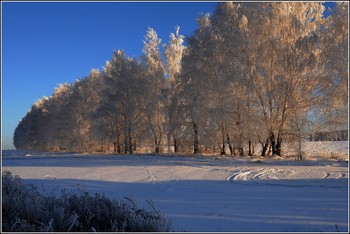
[1,1,218,149]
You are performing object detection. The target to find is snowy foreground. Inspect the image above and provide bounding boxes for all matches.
[2,142,349,232]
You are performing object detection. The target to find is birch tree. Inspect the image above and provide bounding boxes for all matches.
[141,27,166,154]
[99,50,144,154]
[213,2,327,156]
[163,26,185,86]
[176,13,215,154]
[163,26,186,153]
[69,69,103,152]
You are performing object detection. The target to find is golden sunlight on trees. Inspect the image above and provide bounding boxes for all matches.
[14,2,348,158]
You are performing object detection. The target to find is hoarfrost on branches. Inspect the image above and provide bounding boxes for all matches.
[13,2,348,157]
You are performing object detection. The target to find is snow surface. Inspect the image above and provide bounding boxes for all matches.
[2,141,349,232]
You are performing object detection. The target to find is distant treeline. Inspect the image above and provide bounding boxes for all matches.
[310,130,348,141]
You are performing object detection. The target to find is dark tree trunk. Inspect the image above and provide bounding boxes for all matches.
[248,139,253,156]
[269,132,275,155]
[297,136,303,161]
[275,136,282,156]
[128,128,133,154]
[115,126,121,154]
[155,137,162,154]
[167,132,171,154]
[133,136,136,151]
[116,138,120,154]
[173,134,178,153]
[261,138,269,156]
[238,147,244,156]
[156,128,163,154]
[124,133,128,154]
[193,121,199,154]
[221,124,226,155]
[270,132,282,156]
[227,134,233,155]
[154,136,159,154]
[117,141,121,154]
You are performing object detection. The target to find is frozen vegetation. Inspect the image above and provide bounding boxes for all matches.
[2,171,171,232]
[13,2,348,158]
[2,141,348,232]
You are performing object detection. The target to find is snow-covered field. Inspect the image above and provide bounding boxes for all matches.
[2,141,349,232]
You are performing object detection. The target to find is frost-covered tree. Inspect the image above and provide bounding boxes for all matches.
[209,3,254,156]
[141,27,167,154]
[162,26,186,153]
[47,83,74,150]
[175,2,338,157]
[163,26,185,86]
[14,96,50,150]
[214,2,327,156]
[142,27,165,76]
[98,50,145,154]
[69,69,103,152]
[175,13,216,154]
[14,83,75,151]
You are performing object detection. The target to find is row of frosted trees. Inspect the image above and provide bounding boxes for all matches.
[14,2,348,158]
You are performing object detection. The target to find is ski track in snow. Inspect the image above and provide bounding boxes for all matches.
[226,166,348,189]
[144,165,174,192]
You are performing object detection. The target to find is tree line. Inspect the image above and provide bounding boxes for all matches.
[14,2,348,158]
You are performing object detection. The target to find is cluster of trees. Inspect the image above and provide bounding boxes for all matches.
[14,2,348,157]
[310,130,348,142]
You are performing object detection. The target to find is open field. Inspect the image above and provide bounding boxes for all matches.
[1,141,349,232]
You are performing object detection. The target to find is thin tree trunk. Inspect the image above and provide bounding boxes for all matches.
[117,141,121,154]
[167,131,171,154]
[154,134,162,154]
[193,121,199,154]
[124,132,128,154]
[221,124,226,155]
[261,138,269,156]
[227,134,233,155]
[296,120,303,160]
[154,136,159,154]
[173,133,178,153]
[297,136,303,161]
[116,125,121,154]
[128,128,133,154]
[275,136,282,156]
[248,139,253,156]
[270,131,282,156]
[157,128,162,154]
[133,134,137,151]
[270,131,276,155]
